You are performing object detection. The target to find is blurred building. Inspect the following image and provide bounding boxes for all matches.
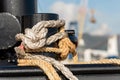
[81,34,120,61]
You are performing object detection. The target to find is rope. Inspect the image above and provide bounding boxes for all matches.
[18,59,60,80]
[58,25,78,61]
[15,47,61,80]
[16,20,66,49]
[15,20,79,80]
[79,59,120,65]
[25,47,62,53]
[15,47,78,80]
[16,20,78,60]
[37,55,78,80]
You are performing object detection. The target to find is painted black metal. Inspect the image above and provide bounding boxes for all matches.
[0,64,120,80]
[0,0,37,16]
[22,13,59,28]
[65,30,78,47]
[0,13,21,50]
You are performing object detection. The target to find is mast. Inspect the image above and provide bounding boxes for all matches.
[78,0,88,46]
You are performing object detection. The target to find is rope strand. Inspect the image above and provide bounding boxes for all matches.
[79,59,120,65]
[15,47,61,80]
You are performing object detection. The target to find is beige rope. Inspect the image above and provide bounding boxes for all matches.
[58,25,78,62]
[46,32,67,45]
[25,47,62,53]
[15,20,66,49]
[36,55,78,80]
[15,20,79,80]
[15,47,61,80]
[16,20,78,61]
[18,59,61,80]
[15,47,78,80]
[79,59,120,65]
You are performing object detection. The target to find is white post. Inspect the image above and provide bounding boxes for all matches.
[107,35,118,56]
[84,49,92,61]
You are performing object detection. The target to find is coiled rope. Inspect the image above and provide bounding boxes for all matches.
[15,20,78,80]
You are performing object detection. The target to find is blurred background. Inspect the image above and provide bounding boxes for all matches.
[37,0,120,62]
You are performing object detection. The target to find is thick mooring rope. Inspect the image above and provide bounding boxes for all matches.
[16,20,66,49]
[15,47,61,80]
[15,20,78,80]
[79,59,120,65]
[16,20,78,60]
[15,47,78,80]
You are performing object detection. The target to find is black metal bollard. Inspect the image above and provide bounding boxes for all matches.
[22,13,58,31]
[0,13,21,50]
[0,0,37,26]
[0,0,37,16]
[0,12,21,61]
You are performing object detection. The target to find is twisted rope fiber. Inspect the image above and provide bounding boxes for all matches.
[15,20,79,80]
[16,20,78,60]
[58,24,78,61]
[79,59,120,65]
[25,47,62,53]
[36,54,78,80]
[16,20,66,49]
[15,47,78,80]
[15,47,61,80]
[25,46,78,63]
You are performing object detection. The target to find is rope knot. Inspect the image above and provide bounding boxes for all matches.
[15,19,78,80]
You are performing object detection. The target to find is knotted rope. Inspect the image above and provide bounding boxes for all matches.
[15,20,78,80]
[16,20,78,60]
[16,20,66,49]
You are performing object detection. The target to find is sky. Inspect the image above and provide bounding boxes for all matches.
[37,0,120,35]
